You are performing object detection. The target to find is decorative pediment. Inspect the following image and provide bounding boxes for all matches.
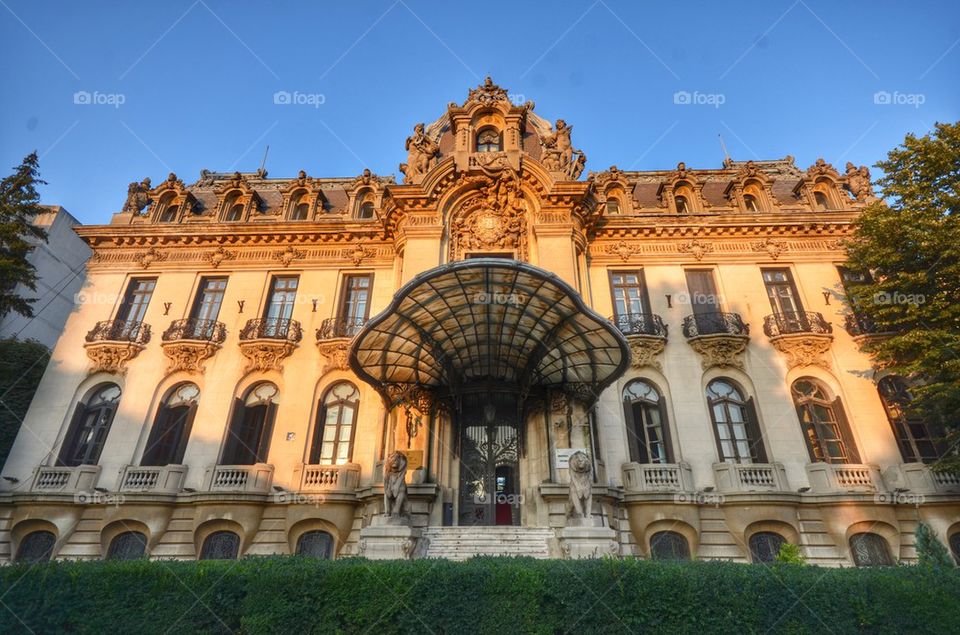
[794,159,845,210]
[725,161,780,212]
[279,170,324,219]
[215,172,262,220]
[466,77,511,107]
[148,173,199,221]
[805,158,840,180]
[658,162,707,213]
[589,166,635,214]
[448,170,528,261]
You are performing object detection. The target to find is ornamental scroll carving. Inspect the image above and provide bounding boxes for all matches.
[687,335,749,370]
[84,342,144,374]
[316,340,351,375]
[239,341,297,373]
[449,170,528,261]
[769,334,833,369]
[161,341,219,374]
[627,336,666,370]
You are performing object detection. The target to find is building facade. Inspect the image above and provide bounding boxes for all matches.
[2,80,958,566]
[0,206,91,349]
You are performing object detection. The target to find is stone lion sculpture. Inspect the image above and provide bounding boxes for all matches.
[568,450,593,519]
[383,450,408,517]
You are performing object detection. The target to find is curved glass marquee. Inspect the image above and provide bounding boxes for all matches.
[349,259,630,401]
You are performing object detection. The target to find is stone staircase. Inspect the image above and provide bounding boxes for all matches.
[419,526,556,560]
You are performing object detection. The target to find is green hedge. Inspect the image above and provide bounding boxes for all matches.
[1,557,957,634]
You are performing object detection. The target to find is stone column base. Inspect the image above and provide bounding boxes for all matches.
[359,516,421,560]
[559,521,618,559]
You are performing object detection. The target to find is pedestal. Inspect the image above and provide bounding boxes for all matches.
[359,515,421,560]
[559,519,618,559]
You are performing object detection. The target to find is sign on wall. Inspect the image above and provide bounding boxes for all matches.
[555,448,588,469]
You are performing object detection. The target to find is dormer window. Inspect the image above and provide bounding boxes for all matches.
[476,128,502,153]
[290,191,310,220]
[743,194,759,212]
[158,204,178,223]
[358,201,375,220]
[606,198,620,214]
[814,191,830,211]
[675,195,689,214]
[226,203,244,222]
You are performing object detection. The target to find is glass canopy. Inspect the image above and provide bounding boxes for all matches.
[349,259,630,402]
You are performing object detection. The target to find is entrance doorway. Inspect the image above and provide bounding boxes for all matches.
[458,391,521,526]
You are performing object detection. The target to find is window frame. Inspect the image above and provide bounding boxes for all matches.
[650,531,690,561]
[310,382,360,465]
[199,531,240,560]
[609,270,651,320]
[622,379,673,464]
[706,379,767,464]
[849,532,893,567]
[791,379,859,464]
[57,383,122,467]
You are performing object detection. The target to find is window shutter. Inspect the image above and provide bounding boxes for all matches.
[86,402,118,465]
[256,402,278,463]
[56,403,87,467]
[795,403,818,462]
[744,397,768,463]
[140,404,170,466]
[831,397,861,463]
[221,398,246,464]
[623,400,641,463]
[174,402,198,464]
[656,396,674,463]
[309,399,325,464]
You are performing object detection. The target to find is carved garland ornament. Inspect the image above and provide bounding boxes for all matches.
[204,246,237,268]
[678,239,713,261]
[608,240,640,262]
[161,341,220,374]
[687,335,749,370]
[449,171,528,261]
[84,342,144,374]
[769,334,833,369]
[135,247,167,269]
[316,340,351,375]
[751,237,788,260]
[238,341,297,373]
[627,335,666,370]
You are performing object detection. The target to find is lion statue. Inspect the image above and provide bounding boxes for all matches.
[383,451,408,517]
[568,450,593,519]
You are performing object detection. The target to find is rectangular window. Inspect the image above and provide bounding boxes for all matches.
[762,268,804,319]
[609,270,650,318]
[188,277,227,338]
[263,276,298,337]
[116,278,156,324]
[338,274,372,336]
[684,269,721,315]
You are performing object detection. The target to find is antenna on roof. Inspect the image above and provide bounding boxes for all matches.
[718,134,731,165]
[258,145,270,177]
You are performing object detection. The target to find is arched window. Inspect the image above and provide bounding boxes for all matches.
[622,380,672,464]
[949,532,960,566]
[849,532,893,566]
[158,196,179,223]
[290,191,310,220]
[743,193,759,212]
[706,379,766,463]
[878,376,945,463]
[58,383,122,467]
[222,383,279,465]
[107,531,147,560]
[813,191,830,211]
[357,199,375,220]
[650,531,690,560]
[476,128,502,152]
[296,530,334,559]
[310,382,359,465]
[141,383,199,466]
[675,195,688,214]
[606,198,620,214]
[791,379,859,464]
[749,532,786,563]
[199,531,240,560]
[223,192,244,221]
[16,531,56,563]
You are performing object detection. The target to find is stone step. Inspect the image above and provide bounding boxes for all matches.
[419,526,555,560]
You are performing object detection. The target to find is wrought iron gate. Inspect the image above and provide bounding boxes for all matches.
[457,392,520,526]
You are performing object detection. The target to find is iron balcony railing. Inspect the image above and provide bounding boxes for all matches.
[239,317,302,342]
[85,319,151,345]
[610,313,668,338]
[762,311,832,337]
[681,312,749,339]
[162,318,227,343]
[316,316,368,340]
[844,313,892,337]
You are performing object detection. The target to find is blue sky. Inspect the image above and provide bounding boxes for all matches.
[1,0,958,224]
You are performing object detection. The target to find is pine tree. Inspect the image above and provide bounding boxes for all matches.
[0,152,48,319]
[775,542,806,565]
[914,521,954,570]
[844,122,960,468]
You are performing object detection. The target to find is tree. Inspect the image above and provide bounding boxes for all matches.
[843,122,960,468]
[774,542,806,565]
[0,338,50,466]
[0,152,48,319]
[914,521,954,570]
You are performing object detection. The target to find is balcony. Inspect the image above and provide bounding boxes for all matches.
[204,464,274,494]
[682,312,750,369]
[713,462,789,493]
[887,463,960,495]
[762,311,834,369]
[84,319,151,373]
[844,314,896,345]
[292,463,361,494]
[622,462,694,493]
[316,317,366,374]
[30,465,101,494]
[238,318,301,372]
[160,318,227,374]
[118,464,188,495]
[610,313,668,370]
[806,462,882,494]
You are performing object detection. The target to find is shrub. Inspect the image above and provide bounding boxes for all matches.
[915,521,955,570]
[775,542,806,565]
[0,557,957,634]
